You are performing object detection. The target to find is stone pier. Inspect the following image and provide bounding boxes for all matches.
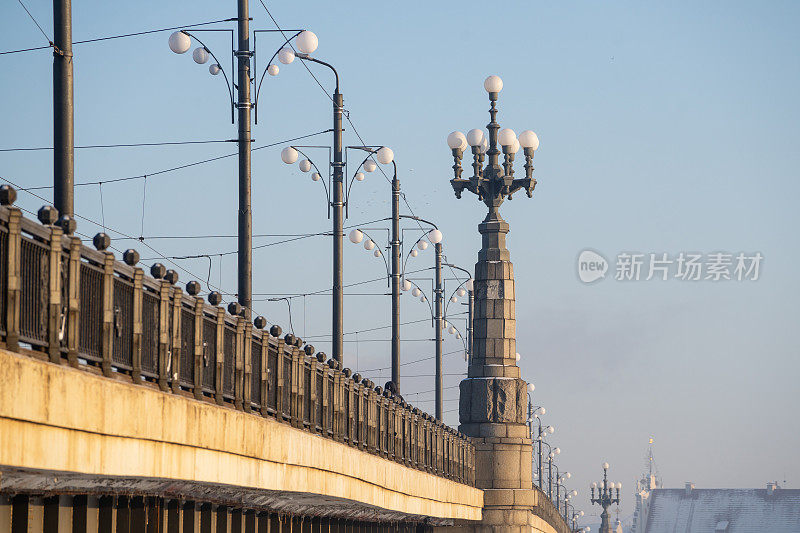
[445,213,567,533]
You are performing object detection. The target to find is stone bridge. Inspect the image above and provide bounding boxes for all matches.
[0,193,569,533]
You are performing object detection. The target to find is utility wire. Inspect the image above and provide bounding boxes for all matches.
[304,312,466,339]
[0,139,237,152]
[16,0,52,46]
[251,266,434,300]
[115,216,388,242]
[1,18,233,55]
[72,19,233,45]
[357,349,464,373]
[17,129,331,191]
[258,1,333,103]
[2,177,234,298]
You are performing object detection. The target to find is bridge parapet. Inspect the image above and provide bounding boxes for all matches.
[0,195,475,486]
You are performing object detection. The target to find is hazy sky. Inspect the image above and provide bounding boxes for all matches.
[1,0,798,525]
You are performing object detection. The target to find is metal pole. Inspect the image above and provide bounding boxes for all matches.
[236,0,252,317]
[538,426,543,489]
[332,90,344,363]
[556,483,561,512]
[434,242,443,420]
[53,0,74,217]
[390,163,401,390]
[548,459,553,499]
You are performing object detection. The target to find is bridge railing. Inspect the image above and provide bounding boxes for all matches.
[0,197,475,487]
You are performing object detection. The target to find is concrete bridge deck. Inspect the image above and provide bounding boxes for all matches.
[0,348,482,524]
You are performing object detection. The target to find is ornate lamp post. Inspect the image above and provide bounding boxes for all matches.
[274,43,346,364]
[590,463,621,533]
[448,75,541,532]
[168,23,319,318]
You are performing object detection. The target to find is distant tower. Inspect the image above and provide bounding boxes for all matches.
[631,437,662,533]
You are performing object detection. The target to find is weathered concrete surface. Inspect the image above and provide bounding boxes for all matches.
[0,348,482,523]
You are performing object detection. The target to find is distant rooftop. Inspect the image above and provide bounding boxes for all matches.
[644,484,800,533]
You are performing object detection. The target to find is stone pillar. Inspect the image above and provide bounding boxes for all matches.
[458,212,537,531]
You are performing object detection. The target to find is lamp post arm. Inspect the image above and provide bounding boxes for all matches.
[180,30,235,111]
[356,228,391,278]
[296,53,340,93]
[399,214,438,229]
[291,148,331,216]
[254,30,303,119]
[345,151,377,213]
[443,263,471,278]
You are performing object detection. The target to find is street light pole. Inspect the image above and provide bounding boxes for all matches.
[332,89,344,364]
[53,0,74,217]
[591,463,621,533]
[539,425,544,489]
[391,164,401,388]
[236,0,252,317]
[434,241,443,420]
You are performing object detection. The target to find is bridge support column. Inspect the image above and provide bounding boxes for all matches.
[43,495,72,533]
[98,496,117,532]
[456,215,541,532]
[0,494,10,532]
[71,496,99,533]
[165,499,181,533]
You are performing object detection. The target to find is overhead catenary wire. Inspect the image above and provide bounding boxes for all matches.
[16,0,52,46]
[303,312,467,339]
[357,349,465,373]
[2,177,234,298]
[0,139,238,152]
[16,129,332,191]
[1,18,234,56]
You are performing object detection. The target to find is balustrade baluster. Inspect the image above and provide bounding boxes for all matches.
[46,224,63,363]
[234,316,245,410]
[100,251,115,377]
[65,236,81,366]
[170,287,182,393]
[192,296,204,400]
[131,267,144,383]
[242,319,252,412]
[3,207,21,352]
[157,280,170,392]
[214,307,225,405]
[260,329,270,417]
[275,335,286,421]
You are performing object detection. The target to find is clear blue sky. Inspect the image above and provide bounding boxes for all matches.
[2,0,799,524]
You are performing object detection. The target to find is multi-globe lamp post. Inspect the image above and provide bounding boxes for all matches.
[349,218,445,394]
[447,75,540,208]
[539,440,561,500]
[571,510,586,533]
[402,252,473,419]
[267,40,350,364]
[590,463,622,533]
[280,143,397,369]
[167,25,319,317]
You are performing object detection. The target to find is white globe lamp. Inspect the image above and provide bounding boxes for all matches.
[484,75,503,93]
[280,147,298,164]
[278,47,295,64]
[168,32,191,54]
[296,30,318,54]
[376,147,394,164]
[348,229,363,244]
[192,47,209,64]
